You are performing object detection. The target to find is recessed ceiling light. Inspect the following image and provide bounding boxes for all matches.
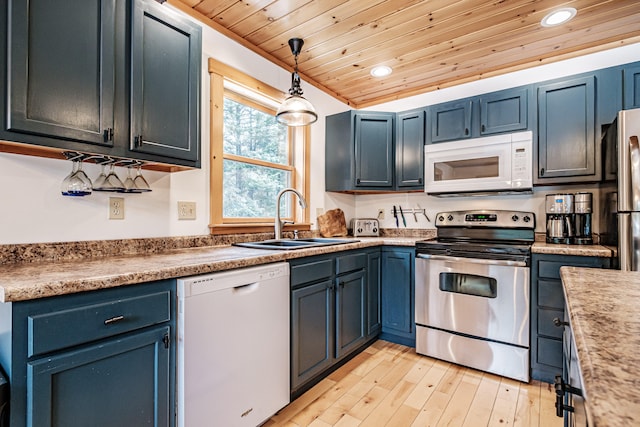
[370,65,392,77]
[541,7,577,27]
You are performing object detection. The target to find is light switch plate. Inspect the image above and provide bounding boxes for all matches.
[178,201,196,220]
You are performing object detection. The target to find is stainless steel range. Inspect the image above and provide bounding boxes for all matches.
[415,209,535,382]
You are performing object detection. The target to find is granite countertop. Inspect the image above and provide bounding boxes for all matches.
[560,266,640,426]
[532,242,614,257]
[0,237,420,303]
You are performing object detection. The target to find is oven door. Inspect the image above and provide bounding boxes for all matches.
[415,253,530,347]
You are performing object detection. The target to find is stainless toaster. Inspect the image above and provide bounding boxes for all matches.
[350,218,380,237]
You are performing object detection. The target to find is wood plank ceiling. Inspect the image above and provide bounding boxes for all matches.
[169,0,640,108]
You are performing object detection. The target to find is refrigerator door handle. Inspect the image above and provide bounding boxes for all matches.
[629,136,640,210]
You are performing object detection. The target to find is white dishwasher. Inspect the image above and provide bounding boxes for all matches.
[177,262,290,427]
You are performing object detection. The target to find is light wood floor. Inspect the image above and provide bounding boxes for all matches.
[265,340,562,427]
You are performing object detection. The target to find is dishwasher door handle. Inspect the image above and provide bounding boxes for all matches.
[232,282,260,295]
[416,253,527,267]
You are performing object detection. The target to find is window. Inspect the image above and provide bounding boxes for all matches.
[209,59,310,233]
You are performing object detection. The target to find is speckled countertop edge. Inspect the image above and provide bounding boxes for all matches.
[531,242,614,257]
[560,266,640,427]
[0,237,420,303]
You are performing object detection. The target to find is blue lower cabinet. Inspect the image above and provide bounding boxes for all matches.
[380,247,415,346]
[289,249,379,397]
[2,280,176,427]
[28,326,171,427]
[531,254,609,382]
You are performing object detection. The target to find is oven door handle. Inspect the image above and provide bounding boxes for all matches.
[416,253,527,267]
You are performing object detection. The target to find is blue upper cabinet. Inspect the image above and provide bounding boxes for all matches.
[129,0,201,163]
[326,110,394,192]
[426,86,531,144]
[479,87,529,135]
[428,100,473,143]
[1,0,201,168]
[395,109,425,189]
[623,64,640,109]
[6,0,116,147]
[536,75,597,183]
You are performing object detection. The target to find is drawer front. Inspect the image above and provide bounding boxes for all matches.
[28,291,171,357]
[538,308,564,338]
[537,336,563,369]
[538,279,564,309]
[537,260,565,279]
[290,258,333,287]
[336,253,366,275]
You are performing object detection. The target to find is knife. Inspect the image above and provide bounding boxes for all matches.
[393,205,399,228]
[399,205,407,227]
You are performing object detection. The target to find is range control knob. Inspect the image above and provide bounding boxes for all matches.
[438,215,445,222]
[447,215,454,221]
[523,215,531,223]
[512,215,519,222]
[372,227,378,233]
[357,227,363,233]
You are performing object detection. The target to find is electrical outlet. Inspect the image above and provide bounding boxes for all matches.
[178,201,196,220]
[377,208,385,220]
[109,197,125,220]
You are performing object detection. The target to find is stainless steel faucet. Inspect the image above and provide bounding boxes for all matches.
[275,188,307,240]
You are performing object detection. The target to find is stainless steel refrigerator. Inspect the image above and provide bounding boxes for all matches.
[601,108,640,270]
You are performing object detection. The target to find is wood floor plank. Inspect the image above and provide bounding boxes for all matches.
[289,374,362,426]
[404,359,450,409]
[514,379,542,427]
[359,380,417,427]
[266,341,563,427]
[461,373,502,427]
[346,385,389,422]
[437,370,483,426]
[487,377,522,425]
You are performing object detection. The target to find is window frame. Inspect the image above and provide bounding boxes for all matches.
[208,58,310,234]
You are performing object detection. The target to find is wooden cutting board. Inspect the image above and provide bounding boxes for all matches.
[317,208,348,237]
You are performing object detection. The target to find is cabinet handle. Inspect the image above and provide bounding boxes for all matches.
[464,128,469,135]
[103,128,114,142]
[339,281,345,288]
[540,168,545,176]
[104,315,125,325]
[134,134,143,146]
[418,177,422,184]
[356,178,361,184]
[553,317,569,328]
[481,124,485,132]
[554,375,582,417]
[163,333,170,349]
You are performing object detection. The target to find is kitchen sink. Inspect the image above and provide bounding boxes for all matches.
[233,238,359,250]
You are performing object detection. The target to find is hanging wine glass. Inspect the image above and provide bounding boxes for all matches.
[103,162,125,192]
[61,159,92,196]
[132,162,152,192]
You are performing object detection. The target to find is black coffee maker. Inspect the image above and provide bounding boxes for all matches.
[546,194,574,244]
[572,192,593,244]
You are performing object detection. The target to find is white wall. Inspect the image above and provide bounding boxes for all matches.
[0,6,639,244]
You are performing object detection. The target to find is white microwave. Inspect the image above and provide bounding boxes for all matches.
[424,131,533,196]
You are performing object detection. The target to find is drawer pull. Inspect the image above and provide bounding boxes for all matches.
[104,315,125,325]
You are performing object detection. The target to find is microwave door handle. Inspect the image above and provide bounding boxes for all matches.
[629,136,640,210]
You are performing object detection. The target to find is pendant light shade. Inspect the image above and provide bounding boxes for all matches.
[276,38,318,127]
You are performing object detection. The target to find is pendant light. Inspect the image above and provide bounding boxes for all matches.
[276,38,318,127]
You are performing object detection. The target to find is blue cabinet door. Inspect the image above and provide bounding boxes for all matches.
[395,109,425,189]
[130,0,201,162]
[366,250,382,337]
[335,270,367,359]
[429,100,472,143]
[381,248,415,346]
[537,75,596,182]
[623,64,640,109]
[354,113,394,187]
[6,0,116,146]
[291,280,334,391]
[28,326,170,427]
[479,88,528,135]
